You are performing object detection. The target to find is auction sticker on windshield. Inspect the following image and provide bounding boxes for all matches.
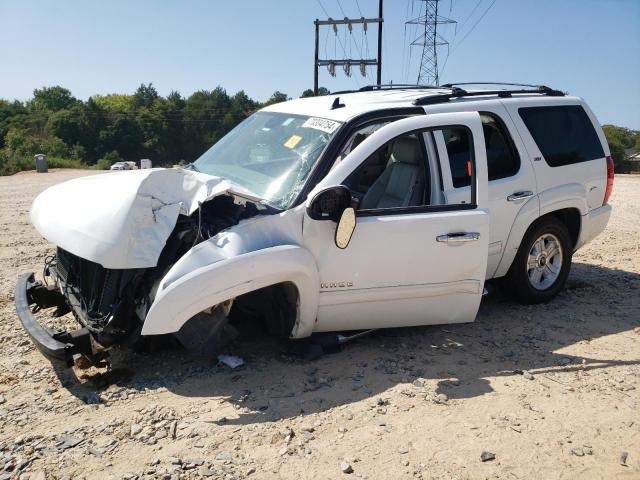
[283,135,303,149]
[302,117,340,134]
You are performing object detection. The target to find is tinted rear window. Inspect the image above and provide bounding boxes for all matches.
[519,105,604,167]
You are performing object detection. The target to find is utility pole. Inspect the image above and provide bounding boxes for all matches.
[377,0,383,86]
[313,0,383,95]
[406,0,455,85]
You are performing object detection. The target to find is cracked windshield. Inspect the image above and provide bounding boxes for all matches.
[194,112,341,209]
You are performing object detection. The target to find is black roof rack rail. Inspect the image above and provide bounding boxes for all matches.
[441,81,555,89]
[358,83,445,91]
[413,85,565,106]
[331,84,450,95]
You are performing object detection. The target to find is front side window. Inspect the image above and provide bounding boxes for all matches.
[193,112,342,209]
[336,120,392,162]
[519,105,605,167]
[345,133,429,210]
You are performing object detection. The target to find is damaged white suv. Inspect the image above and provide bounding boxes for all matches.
[16,83,614,366]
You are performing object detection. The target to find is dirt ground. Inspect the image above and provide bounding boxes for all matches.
[0,170,638,480]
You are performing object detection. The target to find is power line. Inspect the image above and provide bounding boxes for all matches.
[454,0,496,50]
[401,0,412,84]
[405,0,418,83]
[458,0,483,31]
[355,0,363,16]
[335,0,365,67]
[313,1,384,93]
[438,1,458,80]
[315,0,330,17]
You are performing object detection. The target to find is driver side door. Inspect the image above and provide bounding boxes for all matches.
[302,112,490,332]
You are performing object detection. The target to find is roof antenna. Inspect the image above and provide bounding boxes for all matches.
[331,97,345,110]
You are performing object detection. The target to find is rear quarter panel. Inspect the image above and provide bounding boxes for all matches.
[502,97,609,215]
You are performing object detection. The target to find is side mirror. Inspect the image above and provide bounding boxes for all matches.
[307,185,352,221]
[335,207,356,249]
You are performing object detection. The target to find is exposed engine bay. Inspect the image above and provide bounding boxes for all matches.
[40,195,265,361]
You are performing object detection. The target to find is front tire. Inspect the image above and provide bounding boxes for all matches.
[507,217,573,304]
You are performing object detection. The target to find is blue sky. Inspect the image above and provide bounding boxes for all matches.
[1,0,639,128]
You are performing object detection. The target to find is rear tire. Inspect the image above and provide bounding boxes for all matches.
[506,216,573,304]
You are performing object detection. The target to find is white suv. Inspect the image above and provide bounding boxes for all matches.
[16,83,614,366]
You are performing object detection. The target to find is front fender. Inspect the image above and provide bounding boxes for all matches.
[141,245,320,338]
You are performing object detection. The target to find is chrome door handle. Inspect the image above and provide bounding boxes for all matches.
[436,232,481,243]
[507,190,534,203]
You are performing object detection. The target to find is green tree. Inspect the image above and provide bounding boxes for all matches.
[265,91,289,105]
[31,86,77,111]
[93,94,134,112]
[300,87,330,98]
[0,99,26,149]
[133,83,159,109]
[603,124,640,172]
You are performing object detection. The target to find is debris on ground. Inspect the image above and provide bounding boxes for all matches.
[217,354,244,369]
[340,461,354,474]
[480,451,496,462]
[620,452,629,466]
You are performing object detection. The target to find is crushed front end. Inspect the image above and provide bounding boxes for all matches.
[16,248,149,367]
[16,184,267,367]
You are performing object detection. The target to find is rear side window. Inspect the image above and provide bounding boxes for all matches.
[481,113,520,180]
[443,127,471,188]
[442,112,519,188]
[519,105,604,167]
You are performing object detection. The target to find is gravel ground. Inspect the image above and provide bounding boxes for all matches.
[0,170,638,480]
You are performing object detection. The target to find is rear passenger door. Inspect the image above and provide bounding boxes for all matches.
[432,105,538,278]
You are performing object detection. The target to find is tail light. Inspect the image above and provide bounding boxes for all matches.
[603,155,614,205]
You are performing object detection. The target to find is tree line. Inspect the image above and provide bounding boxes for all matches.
[0,84,637,175]
[0,84,329,175]
[602,124,640,172]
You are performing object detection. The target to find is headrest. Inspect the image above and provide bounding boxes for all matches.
[390,136,421,165]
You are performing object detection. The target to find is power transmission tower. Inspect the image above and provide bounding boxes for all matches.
[406,0,455,86]
[314,0,384,95]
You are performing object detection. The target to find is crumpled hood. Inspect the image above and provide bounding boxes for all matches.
[31,168,265,269]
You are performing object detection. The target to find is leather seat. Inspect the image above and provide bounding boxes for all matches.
[360,136,424,209]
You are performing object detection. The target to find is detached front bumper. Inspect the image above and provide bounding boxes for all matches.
[15,272,95,367]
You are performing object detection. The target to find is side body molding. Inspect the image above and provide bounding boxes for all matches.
[141,245,320,338]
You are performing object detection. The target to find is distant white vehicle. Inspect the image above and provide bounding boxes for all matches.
[17,82,613,367]
[109,161,132,171]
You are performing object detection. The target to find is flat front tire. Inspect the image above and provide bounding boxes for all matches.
[507,217,573,304]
